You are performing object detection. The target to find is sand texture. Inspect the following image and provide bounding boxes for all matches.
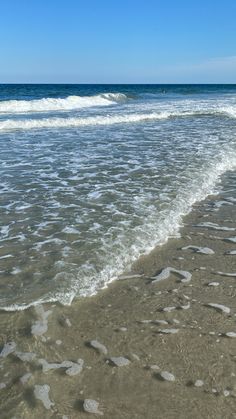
[1,188,236,418]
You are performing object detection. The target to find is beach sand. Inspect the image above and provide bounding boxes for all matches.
[1,181,236,418]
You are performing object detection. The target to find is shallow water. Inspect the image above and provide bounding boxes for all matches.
[0,84,236,309]
[1,179,236,419]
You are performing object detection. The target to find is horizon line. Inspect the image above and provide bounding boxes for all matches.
[1,82,236,85]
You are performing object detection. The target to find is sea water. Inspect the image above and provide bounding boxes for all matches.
[0,84,236,310]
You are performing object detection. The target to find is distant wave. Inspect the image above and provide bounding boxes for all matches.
[0,106,235,131]
[0,93,128,114]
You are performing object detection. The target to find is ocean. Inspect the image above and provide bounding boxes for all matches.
[0,84,236,310]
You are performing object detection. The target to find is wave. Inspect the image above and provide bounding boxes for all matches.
[1,146,236,312]
[0,106,235,132]
[73,147,236,297]
[0,111,170,131]
[0,93,128,114]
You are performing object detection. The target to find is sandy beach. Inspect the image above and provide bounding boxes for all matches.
[1,171,236,419]
[1,0,236,415]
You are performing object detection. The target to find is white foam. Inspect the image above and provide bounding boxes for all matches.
[20,373,32,385]
[151,267,192,283]
[215,271,236,277]
[225,332,236,338]
[1,147,236,311]
[0,104,236,131]
[195,222,235,231]
[62,226,80,234]
[83,399,103,415]
[34,384,54,410]
[0,342,16,358]
[0,254,13,260]
[214,200,233,209]
[159,329,179,334]
[11,267,22,275]
[226,250,236,255]
[207,303,230,314]
[225,237,236,243]
[31,305,52,336]
[0,93,128,114]
[39,358,84,375]
[0,111,175,131]
[0,226,10,238]
[182,245,215,255]
[15,351,36,362]
[33,238,66,251]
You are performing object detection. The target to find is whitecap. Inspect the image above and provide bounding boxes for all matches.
[0,92,128,114]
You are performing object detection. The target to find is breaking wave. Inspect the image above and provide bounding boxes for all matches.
[0,106,235,131]
[0,92,128,114]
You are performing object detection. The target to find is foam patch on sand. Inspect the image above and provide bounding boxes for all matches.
[31,305,52,336]
[34,384,54,410]
[182,245,214,255]
[38,358,84,375]
[151,267,192,284]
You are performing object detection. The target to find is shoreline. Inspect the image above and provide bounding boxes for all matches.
[1,179,236,418]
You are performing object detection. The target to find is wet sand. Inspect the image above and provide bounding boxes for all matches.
[1,185,236,418]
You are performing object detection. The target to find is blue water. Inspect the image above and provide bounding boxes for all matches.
[0,84,236,310]
[1,84,236,101]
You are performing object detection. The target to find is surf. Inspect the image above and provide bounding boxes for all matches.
[0,92,128,114]
[0,106,235,131]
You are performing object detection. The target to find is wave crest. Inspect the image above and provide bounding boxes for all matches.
[0,93,128,114]
[0,106,235,132]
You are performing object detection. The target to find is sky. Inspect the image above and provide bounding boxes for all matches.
[0,0,236,83]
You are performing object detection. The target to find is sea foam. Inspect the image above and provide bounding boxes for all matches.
[0,92,128,114]
[2,147,236,311]
[0,106,235,132]
[1,90,236,312]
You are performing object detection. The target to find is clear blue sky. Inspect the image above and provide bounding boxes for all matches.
[1,0,236,83]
